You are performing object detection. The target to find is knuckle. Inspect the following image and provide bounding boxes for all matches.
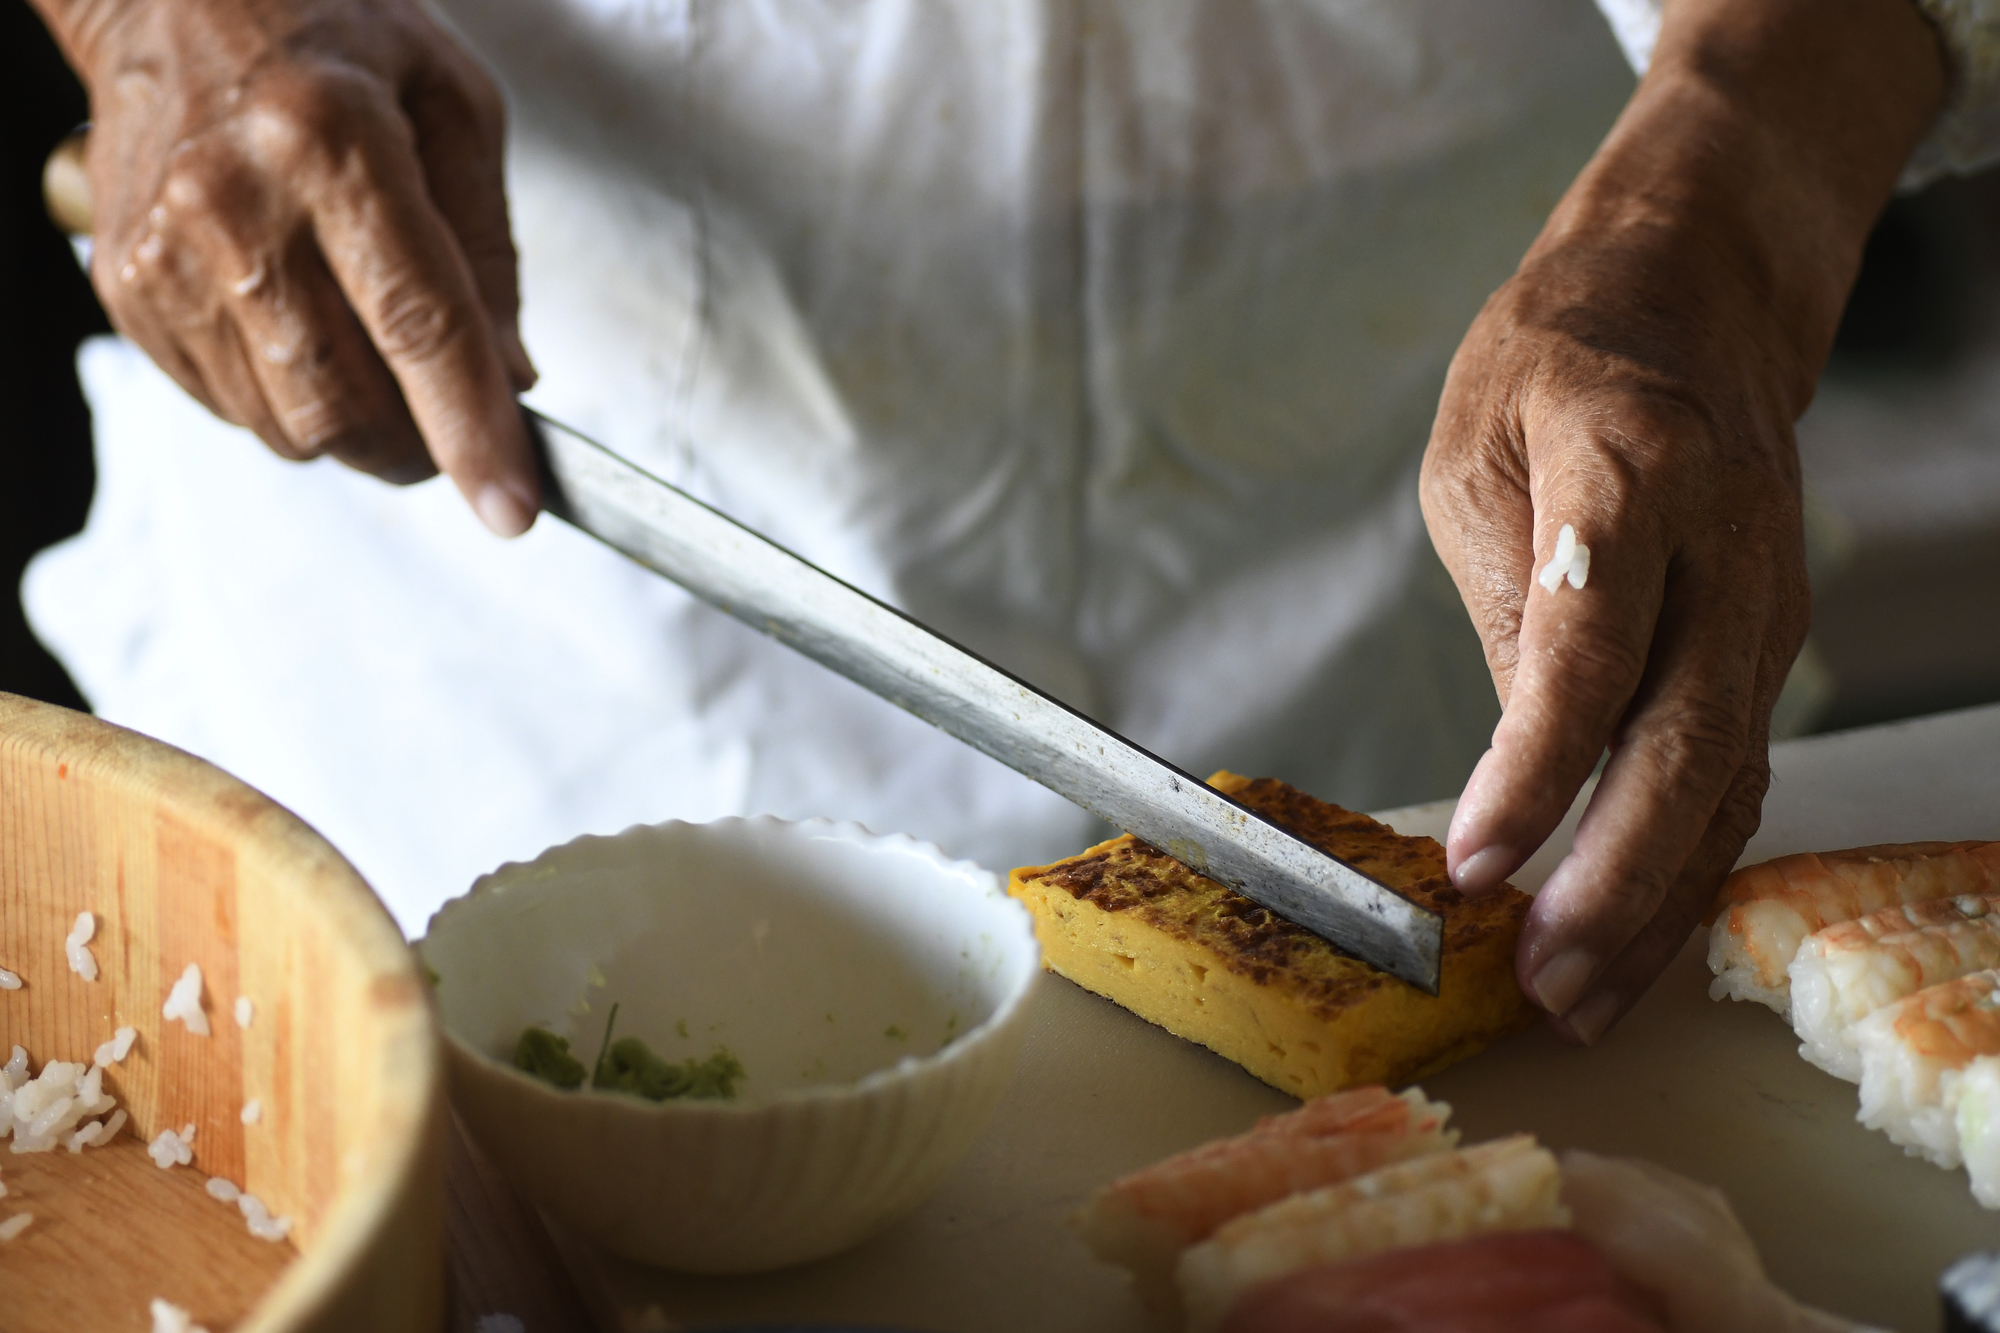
[408,49,509,154]
[244,67,398,170]
[90,253,148,316]
[260,430,319,463]
[1541,430,1651,529]
[276,397,353,456]
[454,228,523,301]
[336,428,435,484]
[1634,693,1749,791]
[1553,630,1649,697]
[369,277,467,363]
[158,152,227,217]
[455,65,508,141]
[1477,594,1523,658]
[1710,759,1771,843]
[1596,867,1672,921]
[1776,603,1811,659]
[428,34,509,131]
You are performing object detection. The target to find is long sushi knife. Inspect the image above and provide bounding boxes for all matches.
[39,128,1442,990]
[526,411,1444,992]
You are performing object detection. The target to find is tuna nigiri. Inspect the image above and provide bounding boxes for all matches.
[1218,1230,1667,1333]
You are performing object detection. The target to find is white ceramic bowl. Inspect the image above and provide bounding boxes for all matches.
[419,816,1040,1272]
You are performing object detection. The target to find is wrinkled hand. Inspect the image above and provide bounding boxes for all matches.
[40,0,538,534]
[1424,228,1812,1045]
[1422,0,1942,1043]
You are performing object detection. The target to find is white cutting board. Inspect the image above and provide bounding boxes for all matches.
[553,703,2000,1333]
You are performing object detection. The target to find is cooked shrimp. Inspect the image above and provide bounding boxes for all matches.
[1791,900,2000,1081]
[1707,842,2000,1015]
[1855,968,2000,1168]
[1177,1135,1566,1333]
[1075,1086,1454,1311]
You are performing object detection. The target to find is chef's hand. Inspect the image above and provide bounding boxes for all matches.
[28,0,540,536]
[1422,0,1943,1042]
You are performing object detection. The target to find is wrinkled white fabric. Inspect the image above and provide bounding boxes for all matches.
[1593,0,2000,185]
[26,1,1632,934]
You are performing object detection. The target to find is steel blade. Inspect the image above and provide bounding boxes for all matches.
[527,410,1443,991]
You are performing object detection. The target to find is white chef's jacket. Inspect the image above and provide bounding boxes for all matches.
[19,2,1749,934]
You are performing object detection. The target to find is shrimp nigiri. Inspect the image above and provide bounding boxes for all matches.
[1791,898,2000,1080]
[1706,842,2000,1014]
[1855,967,2000,1168]
[1177,1135,1566,1332]
[1075,1086,1454,1310]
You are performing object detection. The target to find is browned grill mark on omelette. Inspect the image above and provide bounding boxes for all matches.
[1009,772,1536,1096]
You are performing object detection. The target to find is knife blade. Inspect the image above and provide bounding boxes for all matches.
[526,410,1443,992]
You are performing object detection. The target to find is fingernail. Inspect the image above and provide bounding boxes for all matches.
[475,481,535,539]
[1529,948,1600,1015]
[1562,990,1621,1046]
[1451,845,1514,895]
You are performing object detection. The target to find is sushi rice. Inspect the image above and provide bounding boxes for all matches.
[150,1297,211,1333]
[1789,900,2000,1081]
[2,1044,125,1154]
[162,964,211,1036]
[65,912,98,982]
[1855,969,2000,1168]
[1957,1058,2000,1209]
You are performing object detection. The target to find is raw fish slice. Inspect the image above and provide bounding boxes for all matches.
[1955,1057,2000,1208]
[1218,1230,1666,1333]
[1707,842,2000,1015]
[1791,901,2000,1081]
[1855,969,2000,1167]
[1561,1151,1880,1333]
[1177,1135,1566,1332]
[1076,1087,1454,1311]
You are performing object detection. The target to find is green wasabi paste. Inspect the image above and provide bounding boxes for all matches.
[513,1025,587,1089]
[514,1003,744,1101]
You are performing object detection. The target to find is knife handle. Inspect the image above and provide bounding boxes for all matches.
[44,128,92,237]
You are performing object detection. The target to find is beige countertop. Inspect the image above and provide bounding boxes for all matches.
[552,703,2000,1333]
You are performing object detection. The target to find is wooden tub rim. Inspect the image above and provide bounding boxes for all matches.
[0,692,443,1331]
